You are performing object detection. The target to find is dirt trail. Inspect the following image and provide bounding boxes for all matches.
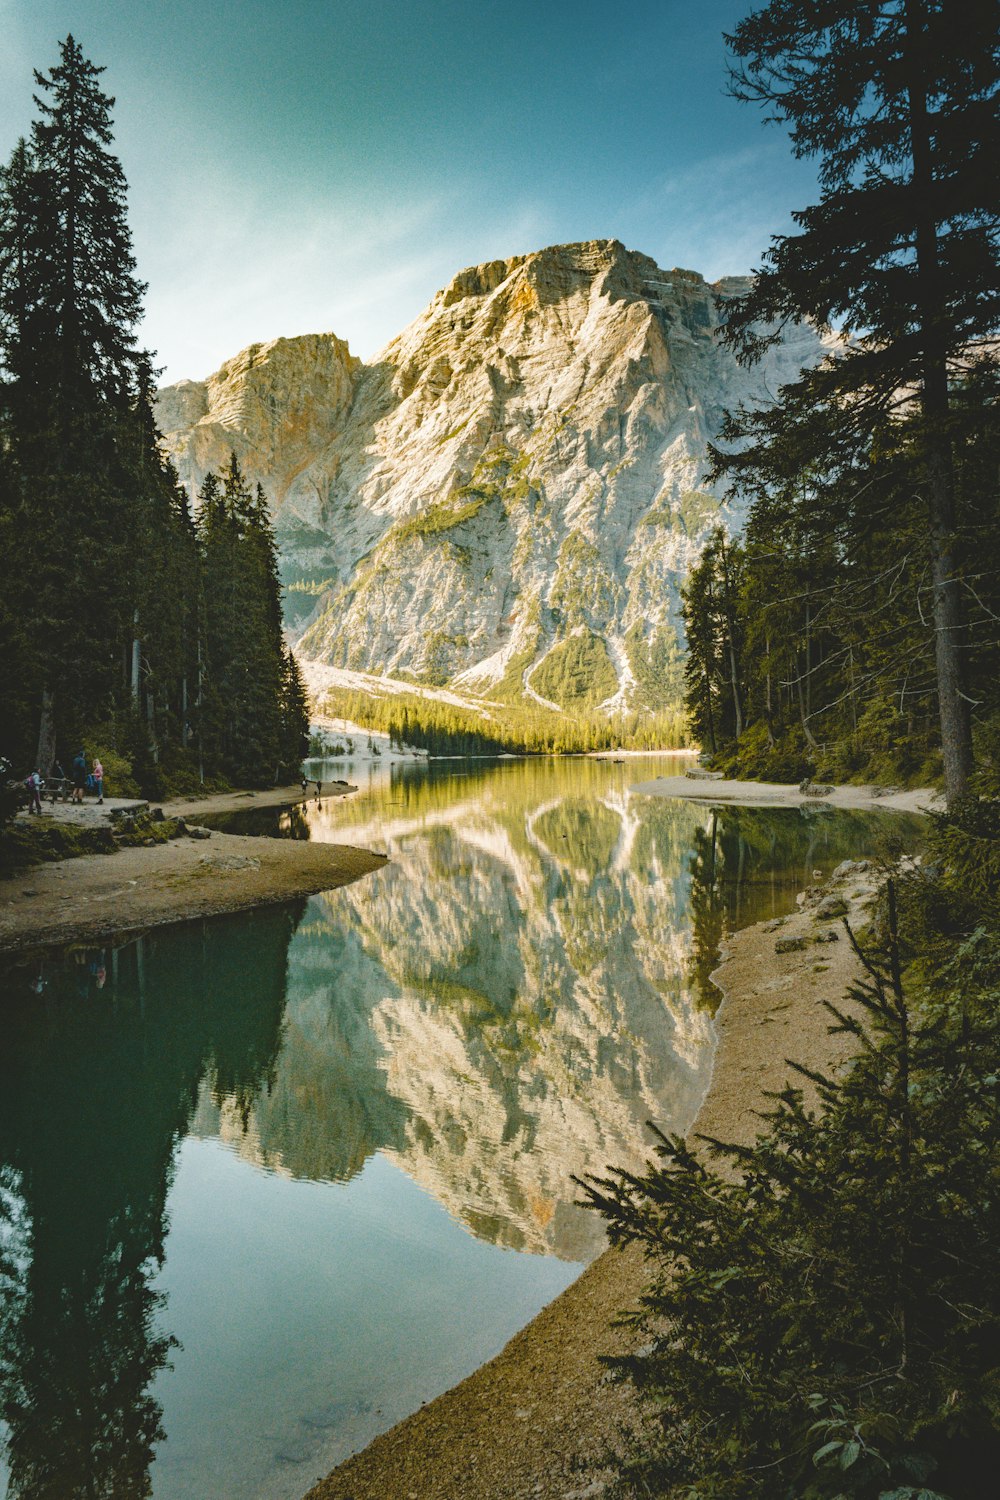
[0,785,383,956]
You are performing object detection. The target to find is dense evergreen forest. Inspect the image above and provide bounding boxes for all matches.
[322,687,691,758]
[684,365,1000,788]
[0,37,308,799]
[681,3,999,806]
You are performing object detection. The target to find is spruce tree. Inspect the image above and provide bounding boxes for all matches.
[0,37,149,762]
[720,0,1000,804]
[29,35,145,419]
[197,456,300,785]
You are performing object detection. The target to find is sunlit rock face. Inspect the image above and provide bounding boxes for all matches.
[157,332,360,516]
[192,773,717,1262]
[156,240,834,705]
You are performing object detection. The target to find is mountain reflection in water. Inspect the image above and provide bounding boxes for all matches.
[0,757,921,1499]
[196,758,919,1261]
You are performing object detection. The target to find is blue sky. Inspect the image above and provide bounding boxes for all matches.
[0,1,817,383]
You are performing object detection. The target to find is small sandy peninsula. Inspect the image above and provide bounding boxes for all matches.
[304,848,894,1500]
[633,772,939,816]
[0,784,385,956]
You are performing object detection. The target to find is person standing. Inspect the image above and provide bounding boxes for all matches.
[25,770,42,814]
[71,748,87,804]
[92,756,104,804]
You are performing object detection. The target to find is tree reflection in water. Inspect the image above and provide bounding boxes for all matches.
[0,903,304,1499]
[685,803,916,1010]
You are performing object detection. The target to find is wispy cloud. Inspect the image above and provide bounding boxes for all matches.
[141,171,555,382]
[619,141,818,280]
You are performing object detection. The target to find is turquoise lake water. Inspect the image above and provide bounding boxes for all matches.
[0,756,921,1499]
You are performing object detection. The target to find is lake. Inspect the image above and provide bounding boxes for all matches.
[0,756,921,1500]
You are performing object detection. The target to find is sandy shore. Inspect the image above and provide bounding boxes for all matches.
[305,860,880,1500]
[634,772,939,815]
[0,785,382,956]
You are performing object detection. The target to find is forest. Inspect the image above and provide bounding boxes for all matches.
[680,5,999,806]
[0,37,308,800]
[321,686,691,758]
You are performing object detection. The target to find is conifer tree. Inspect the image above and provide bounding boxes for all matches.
[29,35,145,420]
[197,456,303,784]
[0,37,149,762]
[720,0,1000,804]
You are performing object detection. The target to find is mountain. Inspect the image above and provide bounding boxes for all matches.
[156,239,834,714]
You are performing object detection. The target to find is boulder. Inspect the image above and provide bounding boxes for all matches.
[816,895,849,919]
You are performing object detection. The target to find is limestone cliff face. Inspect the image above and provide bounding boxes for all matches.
[156,241,833,707]
[157,331,360,515]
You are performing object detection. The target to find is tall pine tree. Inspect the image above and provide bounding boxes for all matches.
[0,37,148,764]
[720,0,1000,804]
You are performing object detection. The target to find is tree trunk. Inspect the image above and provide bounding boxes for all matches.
[718,542,744,738]
[904,0,974,804]
[36,687,56,774]
[796,652,819,751]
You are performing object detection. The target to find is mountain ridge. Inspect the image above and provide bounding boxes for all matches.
[156,239,835,714]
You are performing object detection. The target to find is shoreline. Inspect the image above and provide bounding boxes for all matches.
[304,859,881,1500]
[633,772,939,815]
[0,784,383,958]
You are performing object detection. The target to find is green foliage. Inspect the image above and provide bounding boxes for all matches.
[583,854,1000,1498]
[321,686,691,757]
[86,743,140,799]
[625,621,685,712]
[196,459,309,785]
[688,369,1000,786]
[0,42,304,797]
[391,492,491,543]
[719,0,1000,801]
[529,632,618,711]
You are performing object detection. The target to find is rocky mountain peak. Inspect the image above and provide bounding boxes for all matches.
[156,241,835,712]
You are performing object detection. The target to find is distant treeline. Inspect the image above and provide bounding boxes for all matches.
[324,689,692,757]
[0,36,307,796]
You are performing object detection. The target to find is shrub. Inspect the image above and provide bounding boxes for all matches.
[581,876,1000,1499]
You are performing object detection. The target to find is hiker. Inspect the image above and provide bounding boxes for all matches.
[71,748,87,804]
[92,756,104,804]
[25,769,42,814]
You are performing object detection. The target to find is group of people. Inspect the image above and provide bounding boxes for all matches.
[24,750,104,813]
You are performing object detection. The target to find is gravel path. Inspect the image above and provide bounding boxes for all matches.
[0,787,383,956]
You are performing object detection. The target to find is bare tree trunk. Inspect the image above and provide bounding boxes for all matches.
[796,652,819,751]
[905,0,974,805]
[36,687,56,774]
[718,541,744,738]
